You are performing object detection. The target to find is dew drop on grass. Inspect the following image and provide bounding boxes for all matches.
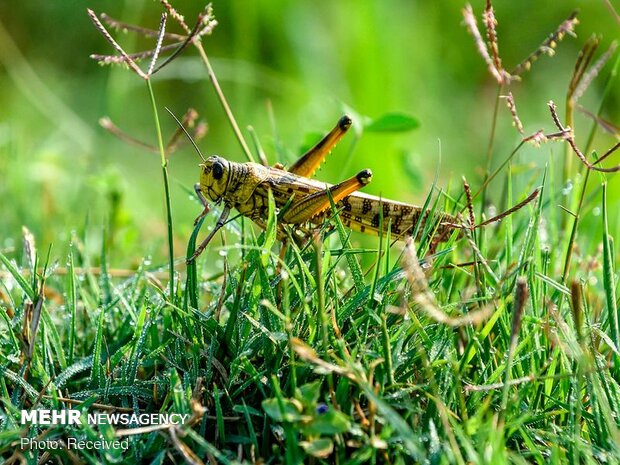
[539,225,549,246]
[592,207,601,216]
[218,249,228,257]
[562,180,573,196]
[589,276,598,286]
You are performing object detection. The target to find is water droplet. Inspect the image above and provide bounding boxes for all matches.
[562,180,573,196]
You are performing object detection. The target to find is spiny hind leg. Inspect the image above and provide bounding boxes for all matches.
[287,115,352,178]
[281,169,372,224]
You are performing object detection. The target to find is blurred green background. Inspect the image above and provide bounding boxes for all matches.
[0,0,618,267]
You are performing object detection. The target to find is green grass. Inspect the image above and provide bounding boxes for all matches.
[1,2,620,464]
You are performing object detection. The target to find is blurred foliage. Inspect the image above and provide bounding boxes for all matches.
[0,0,618,266]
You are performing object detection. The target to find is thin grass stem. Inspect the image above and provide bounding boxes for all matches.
[146,80,175,300]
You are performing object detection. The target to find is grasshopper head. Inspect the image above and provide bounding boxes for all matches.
[200,156,231,202]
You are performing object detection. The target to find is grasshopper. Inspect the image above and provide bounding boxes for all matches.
[189,116,459,261]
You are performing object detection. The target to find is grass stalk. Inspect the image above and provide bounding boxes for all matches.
[146,79,175,300]
[194,43,254,163]
[561,52,620,284]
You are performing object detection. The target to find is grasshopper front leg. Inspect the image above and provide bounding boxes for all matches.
[193,183,210,226]
[188,205,231,263]
[281,169,372,224]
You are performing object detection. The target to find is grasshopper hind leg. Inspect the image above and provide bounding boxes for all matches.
[281,169,372,224]
[287,115,352,178]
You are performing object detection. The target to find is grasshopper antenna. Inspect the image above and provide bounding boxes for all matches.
[165,107,206,162]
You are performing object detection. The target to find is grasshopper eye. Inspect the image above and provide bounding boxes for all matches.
[212,162,224,180]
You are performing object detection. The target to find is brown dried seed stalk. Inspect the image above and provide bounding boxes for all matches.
[445,187,540,230]
[502,92,524,135]
[462,176,476,229]
[512,10,579,76]
[482,0,510,82]
[160,0,191,33]
[151,12,206,75]
[101,12,186,41]
[91,43,182,65]
[568,36,599,101]
[510,278,528,348]
[462,4,505,84]
[577,106,620,136]
[548,101,620,173]
[476,188,540,228]
[573,41,618,102]
[147,13,168,77]
[87,9,146,79]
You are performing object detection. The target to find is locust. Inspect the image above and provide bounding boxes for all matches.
[188,116,460,261]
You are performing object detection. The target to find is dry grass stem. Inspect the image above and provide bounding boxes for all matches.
[511,10,579,76]
[510,278,528,348]
[577,106,620,137]
[160,0,192,34]
[476,188,540,228]
[483,1,506,81]
[568,36,599,102]
[91,6,217,76]
[87,9,147,79]
[594,141,620,166]
[99,108,205,155]
[402,239,494,327]
[91,44,181,65]
[147,13,168,76]
[462,4,510,84]
[573,41,618,102]
[101,12,186,41]
[446,188,540,230]
[502,92,524,135]
[151,11,213,75]
[548,101,620,172]
[570,280,583,341]
[462,176,476,229]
